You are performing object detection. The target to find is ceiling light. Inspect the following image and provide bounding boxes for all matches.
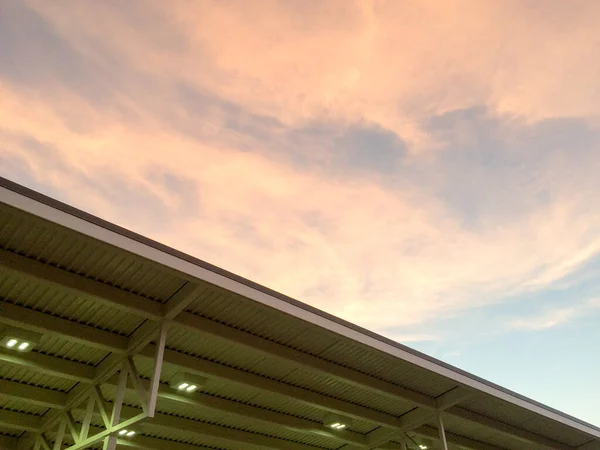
[324,413,351,431]
[169,372,207,393]
[0,327,41,353]
[118,429,136,437]
[1,337,35,352]
[415,437,433,449]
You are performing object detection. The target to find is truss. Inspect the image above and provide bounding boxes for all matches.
[27,325,167,450]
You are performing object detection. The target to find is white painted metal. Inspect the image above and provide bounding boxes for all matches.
[34,435,52,450]
[52,419,66,450]
[94,386,111,428]
[436,413,448,450]
[148,322,167,417]
[64,413,80,445]
[80,395,95,441]
[125,357,149,415]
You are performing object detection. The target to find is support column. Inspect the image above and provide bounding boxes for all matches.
[52,420,66,450]
[103,362,129,450]
[148,321,167,417]
[102,435,118,450]
[436,413,449,450]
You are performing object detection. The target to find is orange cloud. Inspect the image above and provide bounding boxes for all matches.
[24,0,600,154]
[3,81,600,336]
[3,1,600,341]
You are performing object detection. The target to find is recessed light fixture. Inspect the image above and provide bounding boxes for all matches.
[0,327,41,353]
[2,337,34,352]
[419,445,428,449]
[118,429,136,437]
[169,372,207,393]
[324,413,351,431]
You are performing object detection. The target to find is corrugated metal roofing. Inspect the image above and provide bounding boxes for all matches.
[0,364,76,393]
[0,426,21,438]
[0,176,599,450]
[0,398,47,417]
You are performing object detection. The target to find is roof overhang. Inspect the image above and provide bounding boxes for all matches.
[1,176,599,450]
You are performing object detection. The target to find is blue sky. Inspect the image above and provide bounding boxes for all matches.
[1,0,600,426]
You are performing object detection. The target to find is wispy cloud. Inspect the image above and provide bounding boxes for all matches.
[17,0,600,152]
[510,298,600,331]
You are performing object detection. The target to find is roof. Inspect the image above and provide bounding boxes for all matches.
[0,175,599,450]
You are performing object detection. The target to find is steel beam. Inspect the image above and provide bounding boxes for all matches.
[0,300,128,353]
[436,413,448,450]
[0,378,67,409]
[0,347,94,383]
[0,409,41,432]
[0,249,163,320]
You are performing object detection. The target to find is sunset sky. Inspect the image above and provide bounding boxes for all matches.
[1,0,600,426]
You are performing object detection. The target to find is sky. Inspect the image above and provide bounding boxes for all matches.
[1,0,600,427]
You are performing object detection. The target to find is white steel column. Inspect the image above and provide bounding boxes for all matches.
[436,413,449,450]
[148,322,168,417]
[80,395,95,441]
[102,363,128,450]
[52,420,66,450]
